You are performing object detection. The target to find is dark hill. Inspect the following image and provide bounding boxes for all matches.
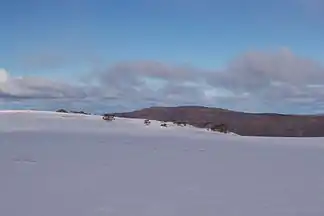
[109,106,324,137]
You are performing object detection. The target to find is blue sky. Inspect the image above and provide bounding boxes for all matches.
[1,0,324,113]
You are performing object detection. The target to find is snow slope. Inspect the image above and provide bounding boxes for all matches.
[0,110,324,216]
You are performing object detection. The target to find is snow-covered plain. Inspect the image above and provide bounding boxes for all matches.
[0,110,324,216]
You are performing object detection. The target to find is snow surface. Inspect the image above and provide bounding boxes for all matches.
[0,110,324,216]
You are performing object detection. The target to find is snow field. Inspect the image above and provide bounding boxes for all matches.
[0,110,324,216]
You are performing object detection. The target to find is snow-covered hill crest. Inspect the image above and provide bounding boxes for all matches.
[0,110,235,137]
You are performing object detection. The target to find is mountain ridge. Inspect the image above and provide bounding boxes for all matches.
[109,106,324,137]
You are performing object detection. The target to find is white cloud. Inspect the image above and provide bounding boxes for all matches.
[0,68,9,83]
[0,69,86,99]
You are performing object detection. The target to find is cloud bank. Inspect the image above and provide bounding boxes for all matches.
[0,69,86,99]
[2,48,324,114]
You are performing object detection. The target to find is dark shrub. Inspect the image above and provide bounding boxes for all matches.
[210,123,228,133]
[160,123,167,127]
[102,115,115,121]
[71,110,90,115]
[173,121,187,127]
[56,109,68,113]
[144,119,151,125]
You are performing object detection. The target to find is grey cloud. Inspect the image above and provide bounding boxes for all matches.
[100,61,200,83]
[93,60,208,105]
[201,48,324,112]
[92,48,324,113]
[159,83,207,105]
[2,48,324,114]
[210,48,324,91]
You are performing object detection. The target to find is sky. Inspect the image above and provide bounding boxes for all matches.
[1,0,324,114]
